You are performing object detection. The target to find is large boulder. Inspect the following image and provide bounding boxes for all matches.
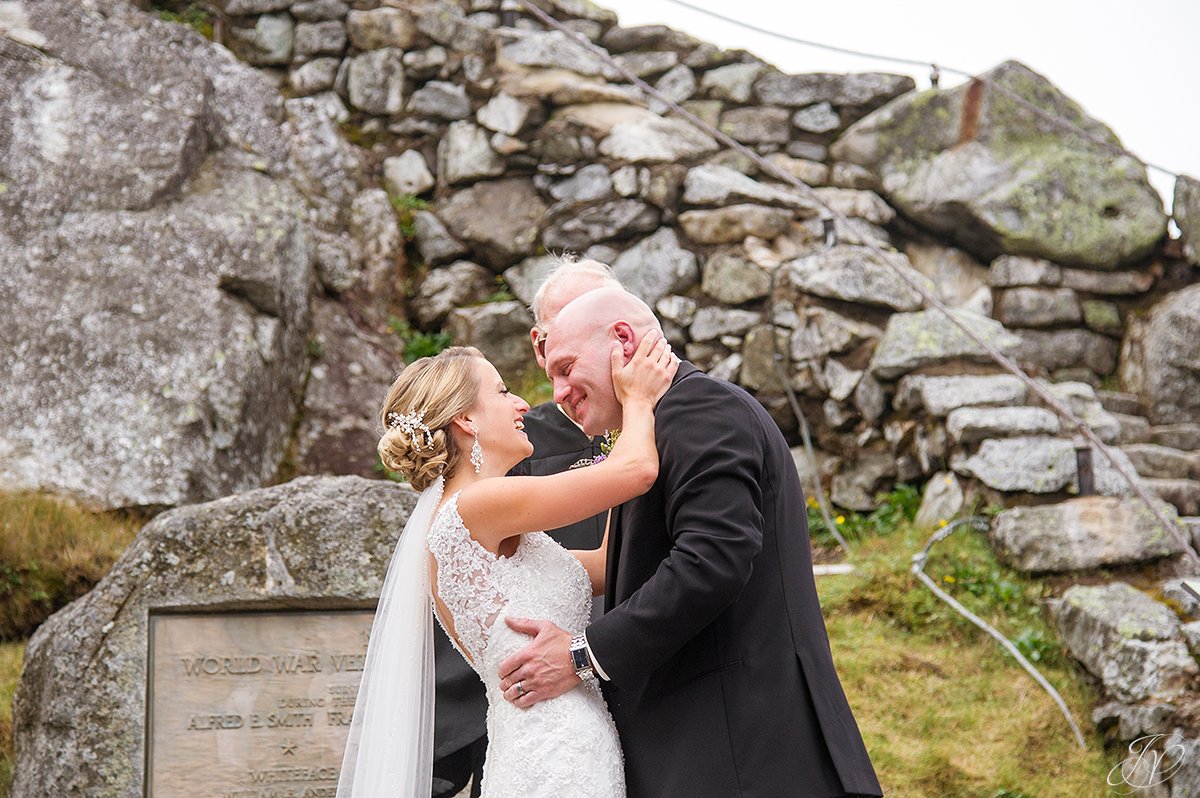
[990,496,1185,572]
[1176,175,1200,265]
[436,178,548,271]
[831,61,1166,269]
[11,476,418,797]
[1119,284,1200,425]
[1049,583,1198,702]
[867,309,1021,380]
[0,0,324,510]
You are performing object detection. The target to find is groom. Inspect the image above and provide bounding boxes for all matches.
[499,288,882,797]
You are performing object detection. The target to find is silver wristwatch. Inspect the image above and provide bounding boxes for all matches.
[569,634,596,681]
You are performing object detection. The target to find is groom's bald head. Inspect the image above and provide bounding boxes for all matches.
[544,288,664,435]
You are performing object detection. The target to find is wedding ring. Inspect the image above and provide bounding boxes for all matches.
[516,681,525,696]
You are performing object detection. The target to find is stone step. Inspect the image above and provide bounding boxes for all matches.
[1121,443,1200,480]
[1097,389,1143,416]
[1150,423,1200,452]
[1112,412,1151,445]
[1144,478,1200,516]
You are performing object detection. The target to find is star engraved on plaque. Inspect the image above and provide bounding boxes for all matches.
[145,609,374,798]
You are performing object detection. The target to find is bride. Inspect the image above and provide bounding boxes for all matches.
[336,333,678,798]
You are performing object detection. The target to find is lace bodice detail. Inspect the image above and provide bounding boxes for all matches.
[425,492,625,798]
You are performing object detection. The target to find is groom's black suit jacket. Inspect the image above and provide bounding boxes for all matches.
[587,363,882,798]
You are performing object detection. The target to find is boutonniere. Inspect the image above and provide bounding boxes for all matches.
[568,429,621,469]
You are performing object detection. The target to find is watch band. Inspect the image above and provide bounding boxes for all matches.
[569,634,596,681]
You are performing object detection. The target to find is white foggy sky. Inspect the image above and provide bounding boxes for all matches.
[597,0,1198,211]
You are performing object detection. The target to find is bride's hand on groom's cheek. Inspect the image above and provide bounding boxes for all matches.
[498,616,578,709]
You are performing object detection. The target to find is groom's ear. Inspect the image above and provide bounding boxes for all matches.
[612,321,637,362]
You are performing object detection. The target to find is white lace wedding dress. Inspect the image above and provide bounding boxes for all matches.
[427,491,626,798]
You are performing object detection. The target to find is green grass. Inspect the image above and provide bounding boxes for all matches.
[0,493,142,641]
[819,520,1123,797]
[1,642,23,798]
[152,3,214,39]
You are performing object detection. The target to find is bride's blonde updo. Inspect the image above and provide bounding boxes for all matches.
[377,346,485,490]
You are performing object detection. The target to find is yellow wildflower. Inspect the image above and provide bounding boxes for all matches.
[835,515,846,525]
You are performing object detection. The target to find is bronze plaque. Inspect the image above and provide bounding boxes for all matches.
[146,609,375,798]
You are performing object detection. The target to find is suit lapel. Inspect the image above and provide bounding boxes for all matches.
[603,502,623,613]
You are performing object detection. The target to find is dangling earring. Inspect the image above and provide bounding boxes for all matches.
[470,426,484,474]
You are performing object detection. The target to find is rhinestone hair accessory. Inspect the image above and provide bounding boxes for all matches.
[387,410,435,450]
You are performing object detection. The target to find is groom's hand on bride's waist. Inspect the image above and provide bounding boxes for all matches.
[498,617,578,709]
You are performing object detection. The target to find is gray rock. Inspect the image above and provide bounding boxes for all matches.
[719,106,791,145]
[738,325,791,391]
[438,121,505,186]
[823,359,863,402]
[413,210,469,266]
[614,50,679,78]
[678,204,794,244]
[283,94,364,226]
[292,0,349,21]
[787,140,829,161]
[1150,424,1200,452]
[383,151,435,197]
[869,309,1021,380]
[417,3,488,53]
[914,472,965,529]
[1014,329,1119,375]
[1163,578,1200,622]
[403,46,449,80]
[11,476,420,798]
[995,287,1082,328]
[1081,300,1123,336]
[831,451,897,511]
[701,251,771,304]
[1114,413,1152,445]
[682,163,815,210]
[610,227,700,308]
[1176,174,1200,265]
[501,255,560,307]
[500,29,617,78]
[689,307,763,342]
[289,57,340,95]
[764,153,830,187]
[218,0,292,12]
[1119,284,1200,424]
[952,435,1141,496]
[853,372,887,424]
[226,13,293,65]
[946,406,1060,443]
[600,23,695,52]
[293,20,346,60]
[296,300,400,476]
[792,102,841,134]
[788,307,882,362]
[312,230,359,294]
[829,162,881,191]
[1060,266,1155,295]
[780,246,932,311]
[349,189,403,307]
[1049,583,1197,702]
[347,47,405,114]
[1144,479,1200,516]
[1092,701,1180,744]
[407,81,471,120]
[437,179,548,270]
[413,260,496,329]
[476,92,531,136]
[598,116,718,163]
[1037,381,1123,445]
[754,71,915,107]
[989,254,1063,287]
[700,62,766,103]
[1098,390,1144,416]
[445,301,539,385]
[651,64,697,108]
[896,374,1026,418]
[536,0,617,25]
[1122,444,1200,480]
[904,242,991,309]
[656,295,698,327]
[991,497,1185,572]
[549,164,613,203]
[709,353,744,383]
[543,200,660,251]
[831,61,1166,269]
[811,187,896,225]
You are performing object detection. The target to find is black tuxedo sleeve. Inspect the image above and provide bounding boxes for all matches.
[587,377,767,689]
